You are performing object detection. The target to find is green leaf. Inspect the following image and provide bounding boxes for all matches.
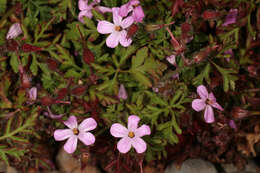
[131,71,152,87]
[64,69,82,78]
[30,54,38,76]
[132,47,148,68]
[192,63,211,86]
[10,53,19,73]
[83,17,97,30]
[92,9,105,20]
[212,62,238,92]
[0,0,7,13]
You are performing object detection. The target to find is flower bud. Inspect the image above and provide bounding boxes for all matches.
[145,24,161,32]
[6,23,22,40]
[118,84,128,100]
[231,107,249,119]
[28,87,37,101]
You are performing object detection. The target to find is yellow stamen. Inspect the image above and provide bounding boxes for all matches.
[73,128,79,135]
[128,131,135,138]
[115,25,122,31]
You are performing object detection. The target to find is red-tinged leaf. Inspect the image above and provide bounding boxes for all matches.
[171,0,184,17]
[40,96,54,106]
[83,47,95,65]
[83,102,91,112]
[22,44,42,53]
[56,88,68,100]
[47,59,58,70]
[71,85,87,95]
[6,39,19,52]
[181,23,191,33]
[202,10,220,20]
[127,24,138,39]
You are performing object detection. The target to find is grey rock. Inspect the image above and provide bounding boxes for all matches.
[6,166,18,173]
[165,159,217,173]
[222,160,259,173]
[0,161,6,172]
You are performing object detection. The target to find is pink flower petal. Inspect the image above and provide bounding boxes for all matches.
[6,23,22,40]
[46,107,64,119]
[119,4,131,17]
[121,16,134,29]
[197,85,208,99]
[64,116,78,129]
[204,105,214,123]
[54,129,73,141]
[119,30,132,47]
[78,117,97,132]
[95,6,112,13]
[132,137,147,153]
[106,32,120,48]
[110,123,128,138]
[112,7,122,26]
[78,10,93,23]
[222,9,238,26]
[192,99,206,112]
[135,125,151,137]
[208,92,216,102]
[78,0,92,11]
[211,102,224,111]
[78,132,95,145]
[166,55,176,66]
[63,136,78,154]
[28,87,37,100]
[97,21,114,34]
[117,137,132,153]
[128,115,140,131]
[229,120,237,129]
[132,6,145,23]
[118,84,128,100]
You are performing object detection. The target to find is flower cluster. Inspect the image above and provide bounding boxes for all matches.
[54,115,150,154]
[78,0,144,48]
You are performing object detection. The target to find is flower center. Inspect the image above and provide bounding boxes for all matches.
[133,3,139,8]
[73,128,79,135]
[206,99,213,105]
[128,131,135,138]
[115,25,122,31]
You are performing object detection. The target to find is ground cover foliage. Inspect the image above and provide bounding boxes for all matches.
[0,0,260,172]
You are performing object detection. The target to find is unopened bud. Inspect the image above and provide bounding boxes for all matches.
[6,23,22,40]
[118,84,128,100]
[145,24,161,32]
[231,107,249,119]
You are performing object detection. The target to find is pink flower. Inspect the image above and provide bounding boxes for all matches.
[28,87,37,101]
[54,115,97,154]
[97,7,133,48]
[6,23,22,39]
[192,85,224,123]
[222,9,238,26]
[110,115,151,153]
[119,0,144,23]
[166,54,176,66]
[78,0,112,23]
[118,84,128,100]
[229,120,237,129]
